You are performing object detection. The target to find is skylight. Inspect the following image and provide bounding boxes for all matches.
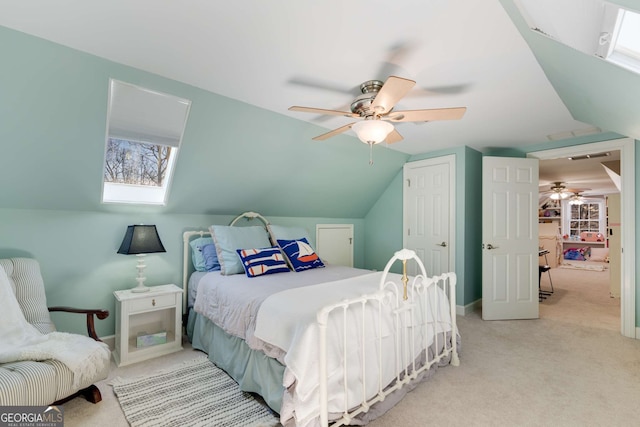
[605,8,640,73]
[102,80,191,205]
[516,0,640,75]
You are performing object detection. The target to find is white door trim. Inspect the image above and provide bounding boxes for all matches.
[403,155,456,275]
[527,137,636,338]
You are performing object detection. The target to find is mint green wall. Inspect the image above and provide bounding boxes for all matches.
[0,25,408,217]
[363,171,404,274]
[461,147,483,303]
[0,207,364,336]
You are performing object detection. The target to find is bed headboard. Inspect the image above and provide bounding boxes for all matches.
[229,211,270,227]
[182,211,272,314]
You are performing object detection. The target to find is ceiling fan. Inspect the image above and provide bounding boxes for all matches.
[541,182,591,200]
[568,191,587,205]
[288,75,467,151]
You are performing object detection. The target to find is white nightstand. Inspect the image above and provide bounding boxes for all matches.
[113,284,183,367]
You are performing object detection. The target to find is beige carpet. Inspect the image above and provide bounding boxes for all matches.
[63,268,640,426]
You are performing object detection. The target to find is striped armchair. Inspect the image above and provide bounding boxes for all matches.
[0,258,110,406]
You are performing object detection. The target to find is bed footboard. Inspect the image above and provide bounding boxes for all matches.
[316,249,459,426]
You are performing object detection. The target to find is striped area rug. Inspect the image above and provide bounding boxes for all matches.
[111,357,279,427]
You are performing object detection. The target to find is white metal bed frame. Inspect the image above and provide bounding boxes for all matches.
[183,214,459,426]
[317,248,459,426]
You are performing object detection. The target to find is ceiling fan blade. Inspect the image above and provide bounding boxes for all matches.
[312,123,356,141]
[289,106,358,118]
[386,107,467,122]
[370,76,416,115]
[385,128,403,144]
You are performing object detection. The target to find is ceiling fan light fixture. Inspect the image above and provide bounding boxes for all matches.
[352,120,394,145]
[569,196,584,205]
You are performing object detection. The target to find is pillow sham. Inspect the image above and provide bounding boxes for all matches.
[277,237,325,272]
[189,237,214,272]
[210,225,271,275]
[236,247,290,278]
[201,244,221,271]
[267,224,311,244]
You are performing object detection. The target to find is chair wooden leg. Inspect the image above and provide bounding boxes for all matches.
[53,384,102,405]
[81,385,102,404]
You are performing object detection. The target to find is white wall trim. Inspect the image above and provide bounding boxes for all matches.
[457,298,482,316]
[102,334,115,351]
[527,137,636,339]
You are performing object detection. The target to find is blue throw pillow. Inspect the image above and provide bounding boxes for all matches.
[202,244,221,272]
[236,247,290,278]
[189,237,214,271]
[210,225,272,275]
[277,238,325,272]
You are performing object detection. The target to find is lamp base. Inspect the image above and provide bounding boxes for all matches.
[131,255,150,292]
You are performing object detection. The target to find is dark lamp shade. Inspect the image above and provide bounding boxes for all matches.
[117,225,166,255]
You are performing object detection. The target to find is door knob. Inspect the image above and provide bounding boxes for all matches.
[486,243,497,250]
[436,241,447,247]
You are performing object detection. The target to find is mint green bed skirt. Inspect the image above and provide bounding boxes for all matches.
[187,310,285,413]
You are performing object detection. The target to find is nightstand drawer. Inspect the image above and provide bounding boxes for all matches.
[129,293,176,313]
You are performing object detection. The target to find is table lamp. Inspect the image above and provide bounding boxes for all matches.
[117,224,166,292]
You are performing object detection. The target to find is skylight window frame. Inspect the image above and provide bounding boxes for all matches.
[515,0,640,76]
[604,6,640,74]
[101,79,191,206]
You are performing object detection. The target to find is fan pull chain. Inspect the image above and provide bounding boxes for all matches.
[369,142,374,166]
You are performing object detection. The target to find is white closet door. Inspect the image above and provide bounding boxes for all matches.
[316,224,354,267]
[403,155,455,277]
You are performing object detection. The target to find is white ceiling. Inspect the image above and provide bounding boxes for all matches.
[0,0,596,156]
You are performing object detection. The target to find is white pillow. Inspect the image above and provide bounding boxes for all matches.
[209,225,271,275]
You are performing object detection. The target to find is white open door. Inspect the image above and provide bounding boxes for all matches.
[482,156,539,320]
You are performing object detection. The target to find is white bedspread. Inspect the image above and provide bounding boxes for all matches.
[192,265,371,362]
[255,272,453,427]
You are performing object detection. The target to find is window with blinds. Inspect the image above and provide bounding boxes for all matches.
[102,80,191,205]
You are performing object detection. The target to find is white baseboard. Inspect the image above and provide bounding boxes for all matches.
[102,334,115,350]
[456,299,481,316]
